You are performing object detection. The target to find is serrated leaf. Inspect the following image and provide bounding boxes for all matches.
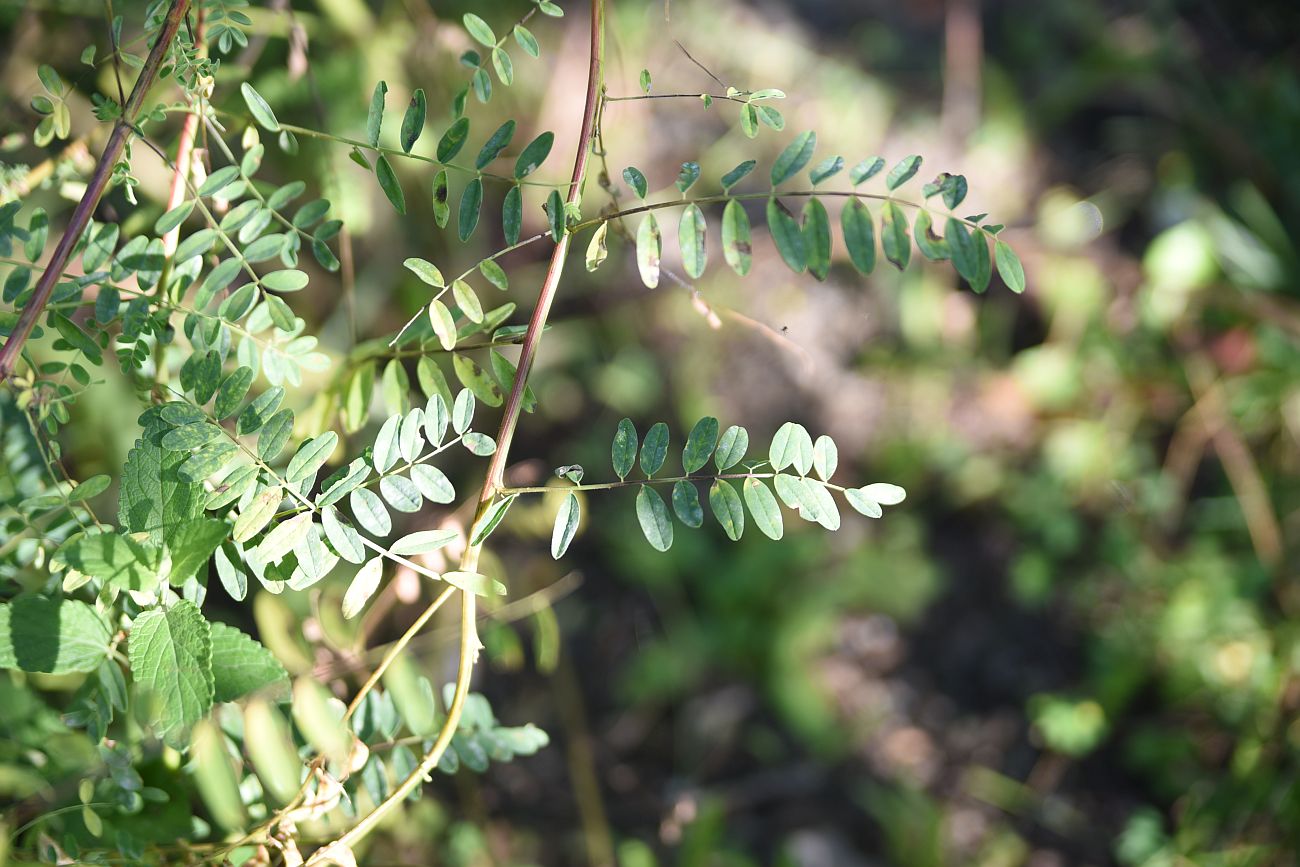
[636,213,661,288]
[120,410,206,544]
[802,197,832,281]
[129,600,213,745]
[678,204,707,279]
[721,199,752,276]
[766,197,806,273]
[880,201,910,270]
[709,479,744,541]
[400,88,426,153]
[640,422,669,476]
[671,480,703,528]
[635,486,673,551]
[210,623,289,702]
[551,493,580,559]
[770,130,816,186]
[0,595,111,674]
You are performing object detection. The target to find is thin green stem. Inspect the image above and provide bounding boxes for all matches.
[606,92,748,103]
[499,471,849,496]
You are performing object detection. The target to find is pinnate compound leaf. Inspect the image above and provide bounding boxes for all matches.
[635,486,673,551]
[128,600,213,746]
[210,623,289,702]
[0,595,111,674]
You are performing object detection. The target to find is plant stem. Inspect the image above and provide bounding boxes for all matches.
[305,0,607,860]
[0,0,191,381]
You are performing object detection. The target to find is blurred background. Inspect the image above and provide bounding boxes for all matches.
[3,0,1300,864]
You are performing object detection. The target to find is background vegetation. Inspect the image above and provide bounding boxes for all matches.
[2,0,1298,864]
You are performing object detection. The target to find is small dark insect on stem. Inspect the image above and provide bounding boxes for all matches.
[0,0,192,381]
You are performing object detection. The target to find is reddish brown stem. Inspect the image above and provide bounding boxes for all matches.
[0,0,192,381]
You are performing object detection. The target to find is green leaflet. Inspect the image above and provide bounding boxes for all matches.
[714,425,749,470]
[880,201,911,270]
[850,156,884,185]
[502,185,522,245]
[551,492,580,559]
[947,217,980,288]
[995,240,1025,293]
[0,595,111,674]
[367,81,387,146]
[129,600,213,746]
[453,353,505,406]
[885,154,921,190]
[769,422,813,474]
[400,88,426,153]
[842,198,876,274]
[431,170,450,228]
[623,166,647,199]
[771,130,816,186]
[721,160,756,191]
[233,487,282,543]
[476,120,516,169]
[479,258,509,289]
[721,199,752,276]
[636,213,661,288]
[546,189,565,242]
[635,486,673,552]
[766,197,806,273]
[682,416,719,473]
[286,432,337,483]
[215,367,255,419]
[470,495,515,546]
[463,12,495,46]
[350,487,392,537]
[376,156,405,214]
[380,475,423,513]
[514,131,554,179]
[671,480,704,528]
[708,479,744,541]
[679,204,707,279]
[322,506,366,563]
[812,434,838,480]
[57,531,161,592]
[585,222,609,272]
[437,117,471,162]
[428,298,458,351]
[612,418,637,480]
[809,155,845,185]
[914,210,950,261]
[640,422,669,476]
[801,197,832,281]
[492,47,514,85]
[454,279,483,323]
[459,178,483,242]
[343,557,384,620]
[743,478,783,540]
[210,622,289,702]
[391,528,459,555]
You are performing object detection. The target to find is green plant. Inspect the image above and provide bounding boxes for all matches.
[0,0,1023,862]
